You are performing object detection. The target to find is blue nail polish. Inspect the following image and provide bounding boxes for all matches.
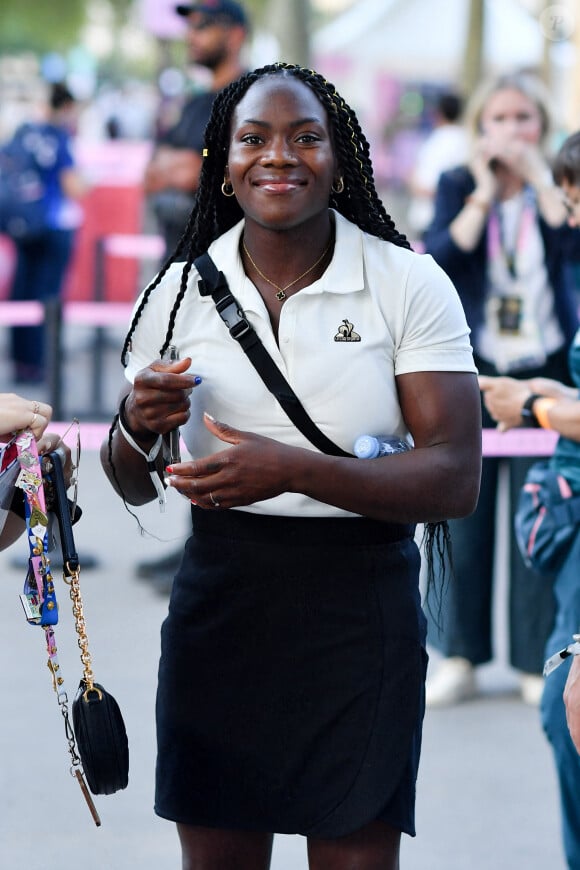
[194,376,202,385]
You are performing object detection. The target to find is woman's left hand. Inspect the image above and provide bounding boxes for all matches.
[37,433,74,487]
[165,413,296,509]
[496,140,568,225]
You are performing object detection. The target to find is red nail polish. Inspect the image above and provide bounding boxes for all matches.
[166,465,173,473]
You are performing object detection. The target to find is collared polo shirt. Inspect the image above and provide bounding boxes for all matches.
[125,211,476,517]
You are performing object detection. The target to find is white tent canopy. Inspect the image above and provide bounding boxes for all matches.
[313,0,544,83]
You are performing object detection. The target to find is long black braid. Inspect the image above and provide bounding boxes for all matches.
[111,63,451,594]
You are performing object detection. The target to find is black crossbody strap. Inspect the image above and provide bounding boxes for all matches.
[195,252,353,458]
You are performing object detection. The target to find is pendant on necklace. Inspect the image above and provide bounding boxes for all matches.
[275,290,286,301]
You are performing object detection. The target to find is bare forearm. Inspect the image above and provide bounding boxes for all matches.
[532,399,580,442]
[449,191,492,251]
[286,445,480,523]
[143,148,203,194]
[535,184,568,227]
[61,167,89,199]
[525,156,568,227]
[527,377,578,401]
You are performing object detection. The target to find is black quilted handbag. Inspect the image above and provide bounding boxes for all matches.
[72,680,129,795]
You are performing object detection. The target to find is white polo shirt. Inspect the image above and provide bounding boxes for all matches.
[125,210,476,517]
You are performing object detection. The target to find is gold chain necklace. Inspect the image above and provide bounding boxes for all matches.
[242,237,332,301]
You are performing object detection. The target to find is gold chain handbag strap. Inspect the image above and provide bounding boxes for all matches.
[66,564,98,698]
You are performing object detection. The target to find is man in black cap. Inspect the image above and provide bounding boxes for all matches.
[138,1,248,589]
[144,0,249,257]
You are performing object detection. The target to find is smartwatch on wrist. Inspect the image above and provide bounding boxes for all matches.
[521,393,543,427]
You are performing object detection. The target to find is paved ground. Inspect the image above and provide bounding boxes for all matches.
[0,323,569,869]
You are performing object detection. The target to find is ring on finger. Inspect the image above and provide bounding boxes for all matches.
[32,400,40,415]
[209,492,221,509]
[30,412,37,428]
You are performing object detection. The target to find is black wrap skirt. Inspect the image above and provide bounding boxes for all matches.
[155,507,427,838]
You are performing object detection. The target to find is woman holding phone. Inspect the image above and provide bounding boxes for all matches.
[423,72,580,708]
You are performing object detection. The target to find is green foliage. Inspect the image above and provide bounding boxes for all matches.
[0,0,280,76]
[0,0,86,53]
[0,0,135,54]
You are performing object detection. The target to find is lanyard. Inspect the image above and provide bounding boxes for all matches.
[488,187,536,281]
[15,430,57,626]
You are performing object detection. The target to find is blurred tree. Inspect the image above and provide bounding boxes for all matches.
[110,0,135,32]
[0,0,86,53]
[265,0,311,66]
[0,0,141,56]
[0,0,300,79]
[462,0,484,95]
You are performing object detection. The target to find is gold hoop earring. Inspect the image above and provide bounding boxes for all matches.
[221,179,235,197]
[332,177,345,194]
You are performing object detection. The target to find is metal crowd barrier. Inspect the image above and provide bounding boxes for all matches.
[0,233,164,419]
[0,298,134,419]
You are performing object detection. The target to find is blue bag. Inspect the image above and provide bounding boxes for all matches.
[0,124,49,240]
[514,460,580,575]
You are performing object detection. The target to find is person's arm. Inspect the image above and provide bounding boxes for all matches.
[423,168,486,267]
[164,370,482,524]
[60,166,89,200]
[479,374,580,440]
[56,129,89,200]
[0,393,52,440]
[100,357,200,506]
[564,655,580,753]
[143,146,203,194]
[443,142,499,251]
[496,140,568,228]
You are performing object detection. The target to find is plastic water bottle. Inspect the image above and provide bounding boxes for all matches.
[353,434,411,459]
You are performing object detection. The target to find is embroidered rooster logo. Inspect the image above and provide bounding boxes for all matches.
[334,319,361,342]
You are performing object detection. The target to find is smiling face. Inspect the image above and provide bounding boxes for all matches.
[225,75,338,233]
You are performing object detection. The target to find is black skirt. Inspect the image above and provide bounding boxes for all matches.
[155,507,427,838]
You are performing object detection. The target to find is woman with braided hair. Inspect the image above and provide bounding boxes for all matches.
[101,63,481,868]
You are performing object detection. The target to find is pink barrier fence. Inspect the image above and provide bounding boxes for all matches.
[0,301,134,326]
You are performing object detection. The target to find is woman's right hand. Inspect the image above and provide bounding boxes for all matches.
[123,357,200,441]
[469,137,499,200]
[0,393,52,442]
